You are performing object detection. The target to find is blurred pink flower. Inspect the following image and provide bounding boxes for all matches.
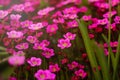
[42,48,55,58]
[28,23,44,30]
[10,14,21,21]
[46,24,58,35]
[15,42,29,50]
[67,61,78,70]
[63,32,76,40]
[27,57,42,67]
[7,30,23,38]
[75,69,87,78]
[0,10,8,19]
[12,4,25,12]
[8,55,25,66]
[26,36,38,43]
[34,69,56,80]
[49,64,60,72]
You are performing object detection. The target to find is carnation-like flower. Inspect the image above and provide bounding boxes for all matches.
[26,36,38,43]
[8,55,25,66]
[7,30,23,38]
[12,4,25,12]
[67,61,78,70]
[46,24,58,35]
[57,38,71,49]
[34,69,56,80]
[28,23,44,30]
[10,14,21,21]
[27,57,42,67]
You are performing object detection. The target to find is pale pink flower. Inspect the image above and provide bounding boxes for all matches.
[21,20,33,28]
[12,4,25,12]
[28,23,44,30]
[15,42,29,50]
[7,30,23,38]
[8,55,25,66]
[0,10,8,19]
[26,36,38,43]
[27,57,42,67]
[10,14,21,21]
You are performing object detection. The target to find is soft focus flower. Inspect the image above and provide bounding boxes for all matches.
[21,20,33,28]
[12,4,25,12]
[67,20,78,28]
[49,64,60,72]
[0,10,8,19]
[7,30,23,38]
[26,36,38,43]
[33,42,46,50]
[46,24,58,35]
[10,14,21,21]
[57,38,71,49]
[75,69,87,78]
[8,55,25,66]
[42,48,55,58]
[28,23,44,30]
[34,69,56,80]
[97,18,109,25]
[27,57,42,67]
[15,42,29,50]
[67,61,78,70]
[38,7,55,16]
[63,32,76,40]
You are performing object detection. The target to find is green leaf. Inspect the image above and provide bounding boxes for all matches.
[77,19,102,80]
[0,46,6,51]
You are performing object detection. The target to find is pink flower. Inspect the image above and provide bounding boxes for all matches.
[103,11,117,18]
[38,7,55,16]
[34,69,56,80]
[53,18,65,24]
[33,42,46,50]
[26,36,38,43]
[0,0,11,6]
[67,20,78,28]
[114,16,120,24]
[8,55,25,66]
[67,61,78,70]
[21,20,33,28]
[9,77,17,80]
[41,40,50,47]
[10,14,21,21]
[75,69,87,78]
[42,48,55,58]
[49,64,60,72]
[46,24,58,35]
[82,15,91,21]
[15,42,29,50]
[88,23,98,29]
[27,57,42,67]
[57,38,71,49]
[97,18,109,25]
[7,30,23,38]
[63,32,76,40]
[28,23,44,30]
[0,10,8,19]
[12,4,25,12]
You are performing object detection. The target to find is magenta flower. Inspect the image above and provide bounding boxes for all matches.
[41,40,50,47]
[63,32,76,40]
[8,55,25,66]
[53,18,65,24]
[34,69,56,80]
[46,24,58,35]
[42,48,55,58]
[82,15,91,21]
[7,30,23,38]
[97,18,109,25]
[15,42,29,50]
[10,14,21,21]
[103,11,117,18]
[75,69,87,78]
[21,20,33,28]
[49,64,60,72]
[114,16,120,24]
[88,23,98,29]
[33,42,46,50]
[57,38,71,49]
[27,57,42,67]
[0,10,8,19]
[28,23,44,30]
[67,61,78,70]
[26,36,38,43]
[38,7,55,16]
[67,20,78,28]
